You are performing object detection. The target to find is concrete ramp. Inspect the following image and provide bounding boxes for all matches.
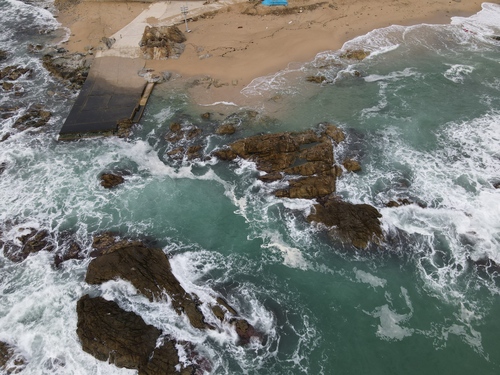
[59,57,146,138]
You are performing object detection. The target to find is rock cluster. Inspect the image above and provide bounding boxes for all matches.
[13,105,52,130]
[140,26,186,60]
[0,226,83,265]
[213,124,383,248]
[42,49,92,89]
[0,341,26,374]
[77,233,261,373]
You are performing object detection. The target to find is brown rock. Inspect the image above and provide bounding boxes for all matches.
[140,26,186,60]
[258,172,283,182]
[342,159,361,172]
[169,122,182,132]
[116,118,134,138]
[276,173,336,199]
[85,244,208,329]
[200,112,211,120]
[0,50,7,61]
[324,124,345,143]
[299,142,333,163]
[2,82,14,91]
[100,173,125,189]
[215,124,236,135]
[138,340,197,375]
[76,295,161,370]
[307,196,383,248]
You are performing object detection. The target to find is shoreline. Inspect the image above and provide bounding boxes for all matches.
[55,0,487,105]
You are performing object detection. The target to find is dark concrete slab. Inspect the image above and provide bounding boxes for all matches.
[59,57,146,137]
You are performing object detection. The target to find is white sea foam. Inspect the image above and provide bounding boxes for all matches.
[354,268,387,288]
[452,3,500,40]
[443,64,475,83]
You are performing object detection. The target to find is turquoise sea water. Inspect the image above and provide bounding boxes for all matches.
[1,1,500,374]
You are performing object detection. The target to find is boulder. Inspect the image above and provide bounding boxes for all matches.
[0,49,7,61]
[76,295,161,369]
[100,173,125,189]
[85,244,209,329]
[0,341,26,374]
[307,196,383,248]
[342,159,361,172]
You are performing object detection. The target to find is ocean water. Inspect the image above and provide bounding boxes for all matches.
[1,1,500,374]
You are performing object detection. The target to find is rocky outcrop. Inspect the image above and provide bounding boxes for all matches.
[214,123,384,248]
[86,233,260,344]
[2,228,54,262]
[76,295,197,375]
[86,243,209,329]
[0,341,26,374]
[307,196,383,248]
[214,125,346,200]
[42,50,92,89]
[140,26,186,60]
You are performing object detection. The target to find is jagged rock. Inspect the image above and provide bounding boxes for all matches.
[0,341,27,374]
[0,50,8,61]
[42,52,91,89]
[307,196,383,248]
[339,49,370,60]
[13,106,51,130]
[100,173,125,189]
[85,244,209,329]
[53,232,84,267]
[140,26,186,60]
[116,118,134,138]
[386,198,413,208]
[258,172,283,182]
[493,181,500,189]
[101,37,116,49]
[215,124,236,135]
[0,66,31,81]
[91,232,145,257]
[76,295,161,370]
[324,123,345,143]
[275,173,336,199]
[138,340,197,375]
[187,145,202,160]
[306,75,327,83]
[342,159,361,172]
[170,122,182,132]
[3,228,54,262]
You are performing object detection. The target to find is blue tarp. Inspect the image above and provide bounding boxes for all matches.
[262,0,288,6]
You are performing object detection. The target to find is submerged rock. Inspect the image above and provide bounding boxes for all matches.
[0,49,8,61]
[339,49,371,60]
[0,341,27,374]
[0,66,32,81]
[307,196,383,249]
[306,75,327,83]
[13,105,51,130]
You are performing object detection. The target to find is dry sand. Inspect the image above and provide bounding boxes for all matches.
[56,0,487,104]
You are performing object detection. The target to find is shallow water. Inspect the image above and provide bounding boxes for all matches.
[1,1,500,374]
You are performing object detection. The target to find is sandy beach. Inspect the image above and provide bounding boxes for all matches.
[56,0,486,104]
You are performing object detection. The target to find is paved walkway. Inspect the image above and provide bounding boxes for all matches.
[59,1,246,139]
